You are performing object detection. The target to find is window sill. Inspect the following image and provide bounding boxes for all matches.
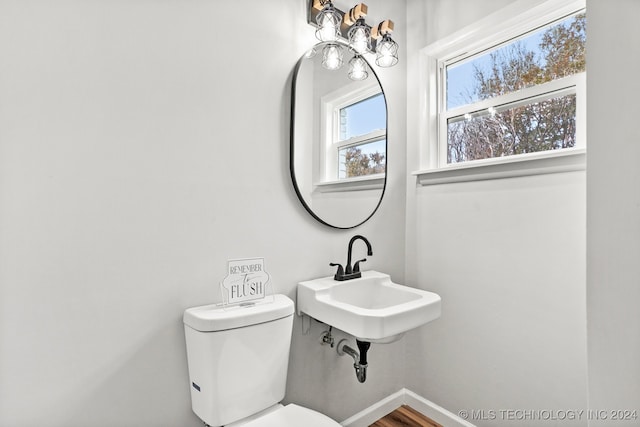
[315,174,385,193]
[412,149,586,186]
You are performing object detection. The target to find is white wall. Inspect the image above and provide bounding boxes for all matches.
[586,0,640,424]
[404,1,588,426]
[7,1,638,426]
[0,1,407,425]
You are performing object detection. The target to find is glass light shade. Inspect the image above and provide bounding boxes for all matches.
[348,55,368,81]
[375,33,399,67]
[322,44,344,70]
[315,3,342,42]
[348,19,371,54]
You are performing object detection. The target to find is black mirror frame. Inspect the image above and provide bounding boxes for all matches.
[289,43,388,229]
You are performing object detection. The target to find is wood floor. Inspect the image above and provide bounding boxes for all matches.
[370,405,443,427]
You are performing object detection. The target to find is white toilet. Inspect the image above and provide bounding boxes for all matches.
[183,294,341,427]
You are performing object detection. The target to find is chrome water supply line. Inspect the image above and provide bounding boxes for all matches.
[321,326,335,347]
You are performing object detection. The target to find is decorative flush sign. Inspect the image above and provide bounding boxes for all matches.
[221,258,270,305]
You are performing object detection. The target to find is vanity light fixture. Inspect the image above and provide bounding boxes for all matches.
[308,1,400,69]
[345,4,371,54]
[372,20,398,68]
[348,18,371,54]
[315,0,342,42]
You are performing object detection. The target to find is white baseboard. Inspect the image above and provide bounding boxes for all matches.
[340,389,406,427]
[403,389,477,427]
[340,388,477,427]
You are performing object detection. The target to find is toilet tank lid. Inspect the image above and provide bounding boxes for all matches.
[183,294,294,332]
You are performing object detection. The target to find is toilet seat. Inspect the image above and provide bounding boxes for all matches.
[234,403,341,427]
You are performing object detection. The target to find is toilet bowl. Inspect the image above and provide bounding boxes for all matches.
[226,403,340,427]
[183,295,341,427]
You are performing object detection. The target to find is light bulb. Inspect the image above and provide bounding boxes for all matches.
[322,44,344,70]
[348,19,371,54]
[375,33,399,67]
[348,55,368,80]
[315,3,342,42]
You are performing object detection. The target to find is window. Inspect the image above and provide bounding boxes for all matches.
[416,0,587,183]
[337,93,386,178]
[444,12,585,164]
[321,83,386,183]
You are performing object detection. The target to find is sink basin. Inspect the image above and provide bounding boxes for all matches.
[297,271,441,343]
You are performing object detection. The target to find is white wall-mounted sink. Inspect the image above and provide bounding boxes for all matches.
[297,271,441,343]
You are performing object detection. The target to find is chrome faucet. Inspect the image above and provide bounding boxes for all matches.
[330,235,373,281]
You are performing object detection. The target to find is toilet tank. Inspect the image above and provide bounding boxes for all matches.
[183,295,295,427]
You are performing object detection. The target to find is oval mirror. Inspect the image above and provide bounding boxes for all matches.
[290,42,387,229]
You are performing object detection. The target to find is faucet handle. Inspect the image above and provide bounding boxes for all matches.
[330,263,345,280]
[353,258,367,273]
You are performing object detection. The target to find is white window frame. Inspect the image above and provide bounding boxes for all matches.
[413,0,586,185]
[317,80,385,191]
